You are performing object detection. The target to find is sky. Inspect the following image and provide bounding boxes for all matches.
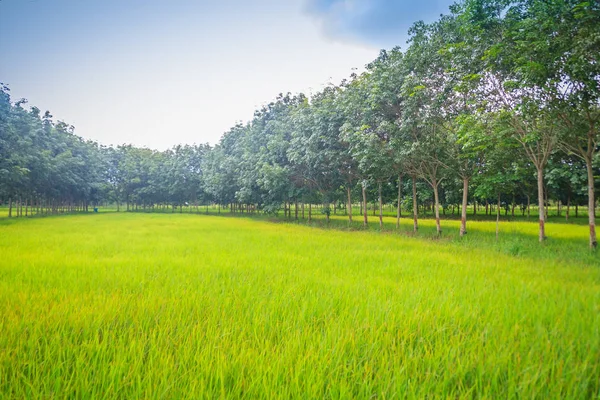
[0,0,454,150]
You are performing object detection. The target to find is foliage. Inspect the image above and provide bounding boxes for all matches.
[1,0,599,246]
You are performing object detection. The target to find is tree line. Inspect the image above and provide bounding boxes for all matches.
[1,0,599,247]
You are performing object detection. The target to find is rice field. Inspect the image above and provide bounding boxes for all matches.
[0,212,599,398]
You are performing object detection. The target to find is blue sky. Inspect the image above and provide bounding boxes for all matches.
[0,0,453,149]
[306,0,454,47]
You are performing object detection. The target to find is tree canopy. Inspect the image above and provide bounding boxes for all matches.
[1,0,598,247]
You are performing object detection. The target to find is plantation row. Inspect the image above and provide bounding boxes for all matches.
[1,0,599,247]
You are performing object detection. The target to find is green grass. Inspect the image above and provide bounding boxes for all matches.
[1,212,599,398]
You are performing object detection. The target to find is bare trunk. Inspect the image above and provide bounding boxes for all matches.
[460,177,468,237]
[362,184,368,227]
[346,186,353,224]
[396,175,402,229]
[496,193,501,241]
[295,200,299,221]
[511,196,515,217]
[302,202,305,220]
[308,203,312,222]
[378,181,383,229]
[537,167,546,242]
[585,158,597,248]
[8,198,12,217]
[566,194,570,222]
[433,183,441,236]
[412,176,418,232]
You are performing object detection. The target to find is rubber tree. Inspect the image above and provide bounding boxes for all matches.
[401,21,453,236]
[287,86,345,224]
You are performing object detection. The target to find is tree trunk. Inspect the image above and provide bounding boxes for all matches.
[485,200,489,216]
[347,186,353,224]
[308,203,312,222]
[412,176,418,232]
[8,198,12,217]
[511,196,515,217]
[473,200,477,217]
[396,175,402,229]
[585,157,597,248]
[433,183,441,236]
[496,193,501,241]
[537,167,546,242]
[378,181,383,229]
[362,184,368,227]
[295,200,299,221]
[519,202,524,216]
[460,177,468,237]
[566,194,570,222]
[302,202,305,220]
[526,195,530,218]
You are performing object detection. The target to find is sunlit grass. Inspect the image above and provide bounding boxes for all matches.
[0,213,599,398]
